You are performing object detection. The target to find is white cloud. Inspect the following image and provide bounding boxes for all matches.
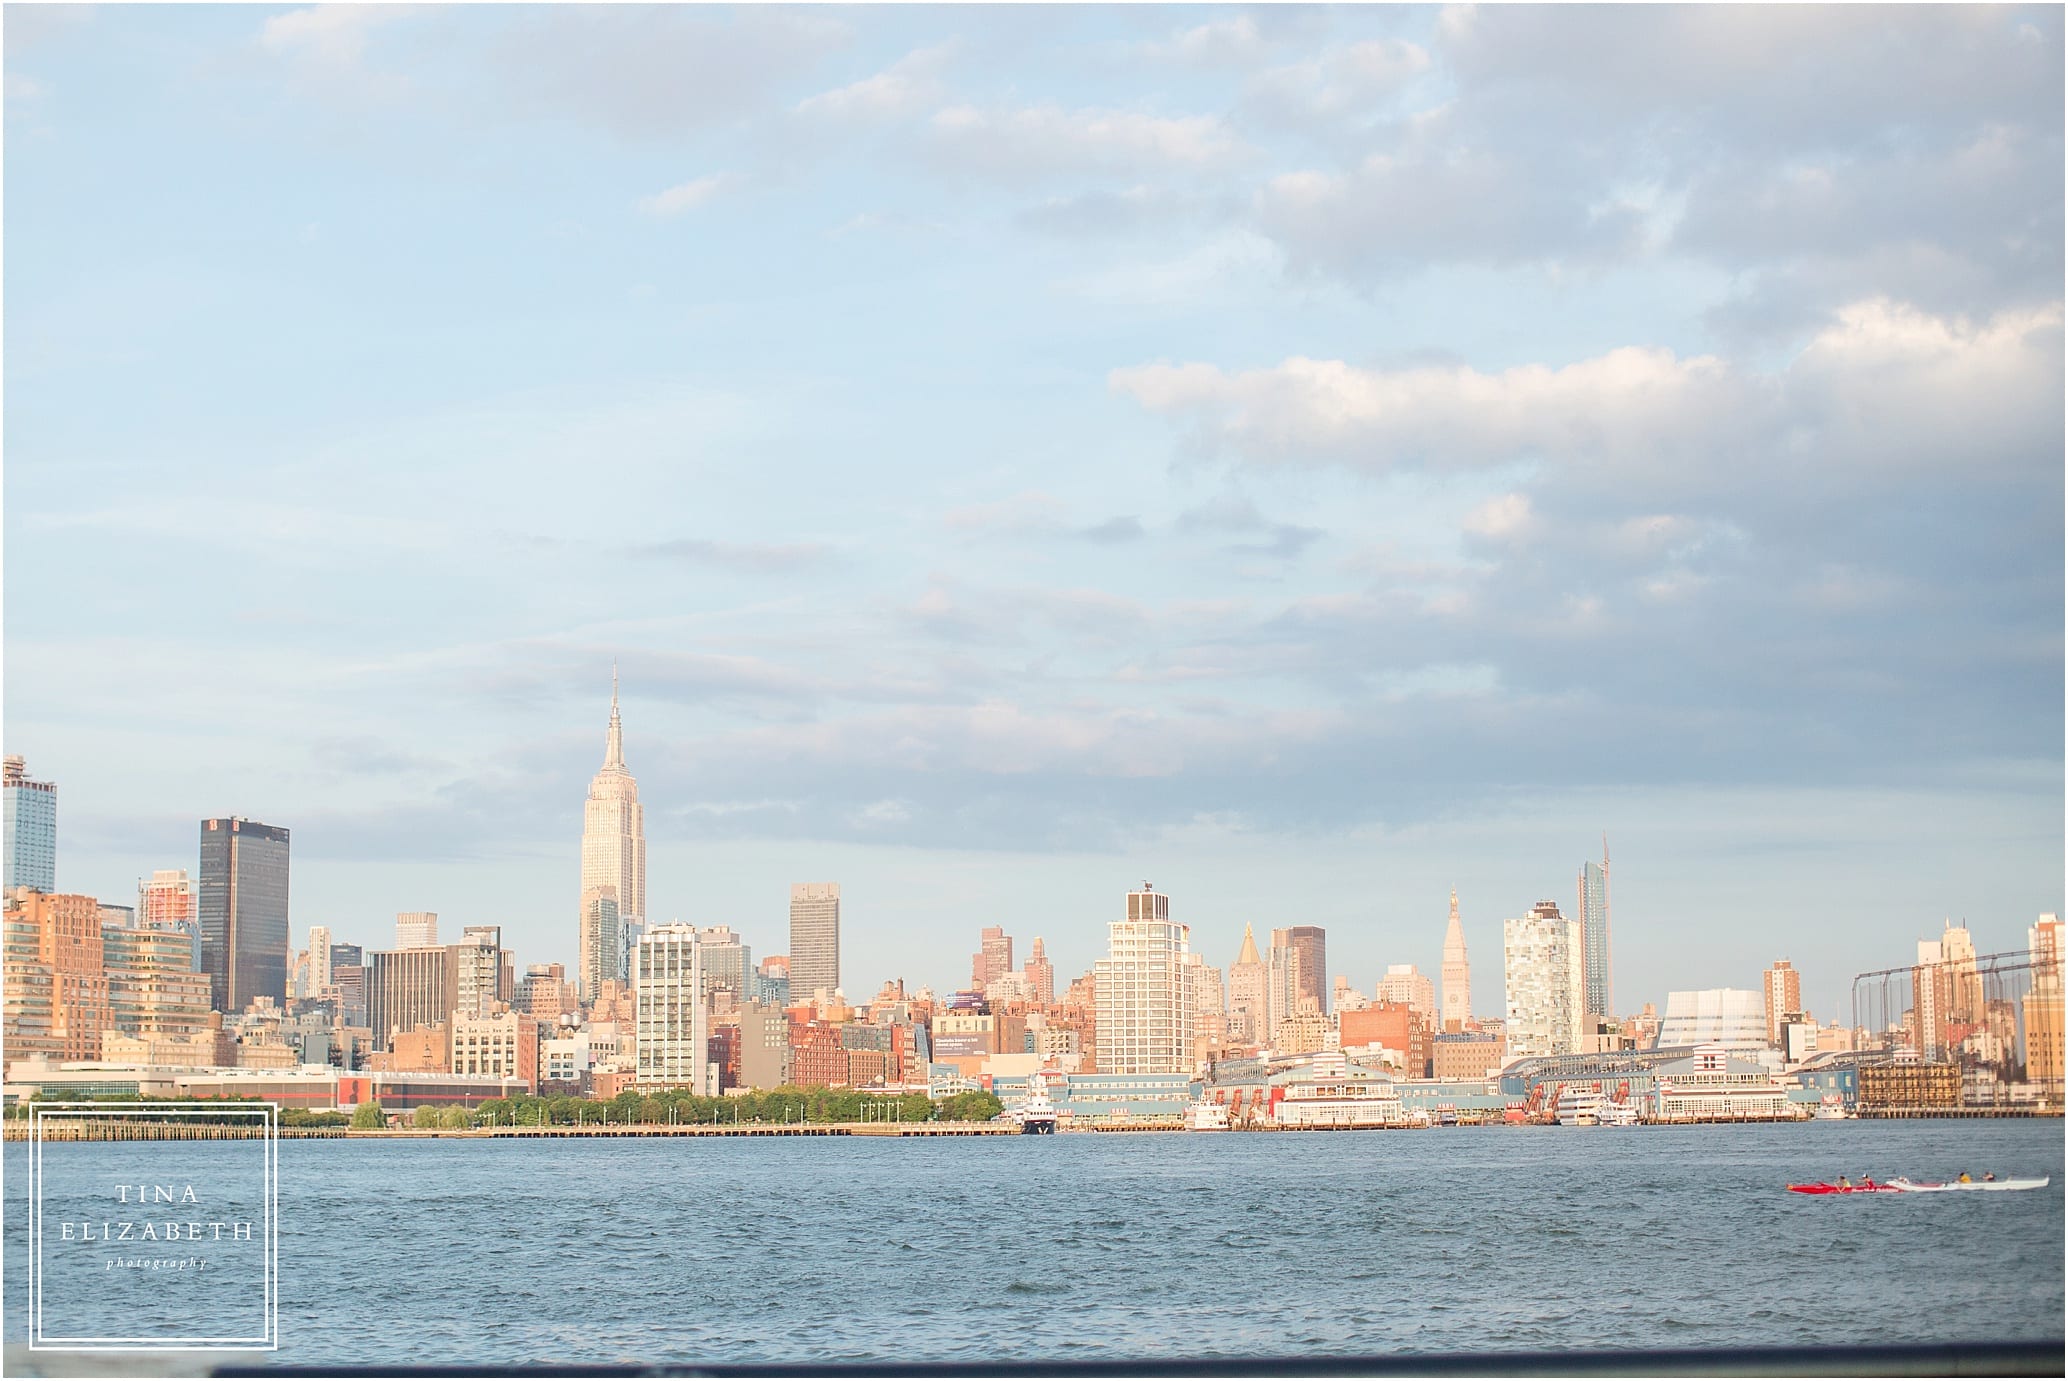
[929,103,1250,180]
[1110,297,2062,482]
[1247,39,1433,122]
[794,43,952,122]
[639,174,731,217]
[259,5,406,66]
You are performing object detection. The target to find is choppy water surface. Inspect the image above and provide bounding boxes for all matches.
[7,1120,2063,1366]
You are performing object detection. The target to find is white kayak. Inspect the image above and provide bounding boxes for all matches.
[1886,1176,2050,1193]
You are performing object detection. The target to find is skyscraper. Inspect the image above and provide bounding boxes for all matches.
[305,924,334,995]
[1578,839,1612,1020]
[138,869,200,969]
[1093,883,1195,1075]
[1762,959,1802,1048]
[3,756,57,893]
[578,885,620,1001]
[395,912,439,948]
[2025,914,2063,1099]
[1227,924,1269,1044]
[789,883,841,1001]
[580,667,646,977]
[1503,900,1584,1060]
[1271,925,1328,1016]
[1441,889,1471,1032]
[1022,936,1055,1007]
[198,817,290,1015]
[972,925,1014,990]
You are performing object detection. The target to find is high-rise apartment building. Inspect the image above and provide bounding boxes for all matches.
[3,890,111,1067]
[579,885,620,1001]
[1023,936,1055,1007]
[1763,959,1802,1048]
[580,670,646,976]
[453,925,510,1019]
[1093,883,1196,1075]
[4,757,57,893]
[1503,900,1584,1060]
[634,924,711,1095]
[138,870,201,972]
[788,883,841,1001]
[395,912,439,948]
[1272,925,1328,1016]
[138,869,196,928]
[103,919,212,1046]
[1441,889,1471,1032]
[1578,840,1612,1020]
[198,817,291,1015]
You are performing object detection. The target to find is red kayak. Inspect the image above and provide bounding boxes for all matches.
[1787,1180,1901,1194]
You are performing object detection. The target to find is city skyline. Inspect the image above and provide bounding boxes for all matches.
[5,5,2060,1015]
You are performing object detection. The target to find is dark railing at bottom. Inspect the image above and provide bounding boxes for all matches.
[211,1341,2065,1379]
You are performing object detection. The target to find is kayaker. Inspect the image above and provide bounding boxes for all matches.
[1984,1172,1997,1182]
[1837,1175,1852,1189]
[1958,1171,1972,1183]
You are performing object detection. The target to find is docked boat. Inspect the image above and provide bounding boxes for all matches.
[1006,1083,1058,1135]
[1182,1100,1230,1131]
[1553,1087,1604,1126]
[1885,1176,2050,1193]
[1813,1094,1851,1120]
[1595,1100,1640,1127]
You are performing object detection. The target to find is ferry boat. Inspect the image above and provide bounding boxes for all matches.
[1182,1100,1230,1131]
[1553,1087,1604,1125]
[1813,1094,1851,1121]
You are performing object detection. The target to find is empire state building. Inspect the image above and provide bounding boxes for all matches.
[579,669,646,997]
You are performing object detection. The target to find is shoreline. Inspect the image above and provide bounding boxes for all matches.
[5,1109,2060,1140]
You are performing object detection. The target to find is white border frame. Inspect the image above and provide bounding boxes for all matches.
[26,1101,278,1352]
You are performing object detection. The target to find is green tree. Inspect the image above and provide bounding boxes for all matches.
[935,1091,1004,1122]
[411,1104,440,1129]
[351,1101,387,1130]
[441,1105,471,1130]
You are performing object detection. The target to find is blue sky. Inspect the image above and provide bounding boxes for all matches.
[6,4,2062,1021]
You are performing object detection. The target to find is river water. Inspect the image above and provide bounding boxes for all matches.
[6,1119,2063,1367]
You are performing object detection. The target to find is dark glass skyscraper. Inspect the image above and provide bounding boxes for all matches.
[198,817,290,1014]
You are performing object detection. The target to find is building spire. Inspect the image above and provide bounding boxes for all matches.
[605,663,625,769]
[1236,922,1262,968]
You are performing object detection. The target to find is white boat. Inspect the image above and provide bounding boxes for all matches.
[1887,1176,2050,1193]
[1814,1094,1851,1121]
[1005,1080,1058,1134]
[1182,1100,1229,1131]
[1553,1087,1604,1126]
[1595,1100,1640,1127]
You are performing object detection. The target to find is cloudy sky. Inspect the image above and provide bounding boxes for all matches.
[6,4,2061,1020]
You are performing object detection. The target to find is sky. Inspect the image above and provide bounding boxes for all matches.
[4,3,2062,1023]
